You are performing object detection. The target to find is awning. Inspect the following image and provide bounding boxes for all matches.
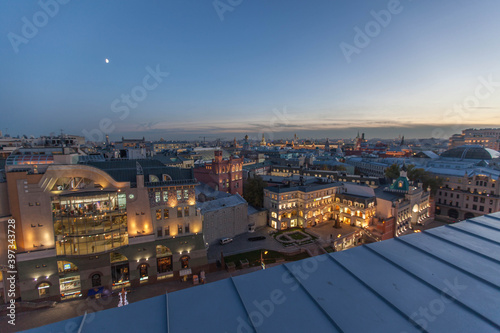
[87,287,104,296]
[179,268,192,277]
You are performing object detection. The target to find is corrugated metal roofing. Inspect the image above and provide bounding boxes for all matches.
[28,213,500,332]
[83,159,194,183]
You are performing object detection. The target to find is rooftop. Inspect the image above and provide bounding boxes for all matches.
[441,145,500,160]
[32,213,500,332]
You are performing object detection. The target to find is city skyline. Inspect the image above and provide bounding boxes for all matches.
[1,1,500,141]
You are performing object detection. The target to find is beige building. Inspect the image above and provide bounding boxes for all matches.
[435,173,500,221]
[263,182,377,230]
[3,158,207,302]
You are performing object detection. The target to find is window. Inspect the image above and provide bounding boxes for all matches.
[178,224,183,234]
[184,189,189,199]
[155,192,161,203]
[181,256,189,268]
[157,256,172,273]
[163,191,168,202]
[185,223,190,233]
[91,274,101,287]
[157,227,162,237]
[479,206,484,212]
[38,282,50,297]
[156,209,161,220]
[177,190,182,200]
[480,197,485,203]
[164,226,170,236]
[184,206,189,217]
[473,204,477,210]
[139,264,148,279]
[473,197,478,202]
[177,207,182,218]
[164,208,169,219]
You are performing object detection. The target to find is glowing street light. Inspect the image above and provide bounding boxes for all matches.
[261,250,268,270]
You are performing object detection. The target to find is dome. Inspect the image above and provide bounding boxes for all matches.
[440,145,500,160]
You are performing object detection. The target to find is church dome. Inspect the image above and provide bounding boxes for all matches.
[440,145,500,160]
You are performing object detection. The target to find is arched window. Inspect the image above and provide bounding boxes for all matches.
[180,256,190,269]
[139,264,148,280]
[38,282,50,297]
[91,274,101,287]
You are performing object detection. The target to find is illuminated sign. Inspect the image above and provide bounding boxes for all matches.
[64,263,71,270]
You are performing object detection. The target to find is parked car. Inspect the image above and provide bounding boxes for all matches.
[248,236,266,242]
[219,237,233,245]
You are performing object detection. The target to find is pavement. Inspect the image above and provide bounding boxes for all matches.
[208,222,362,262]
[208,226,290,261]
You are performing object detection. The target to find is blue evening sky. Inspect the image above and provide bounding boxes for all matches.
[1,0,500,141]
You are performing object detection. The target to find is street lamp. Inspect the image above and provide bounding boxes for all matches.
[260,250,268,270]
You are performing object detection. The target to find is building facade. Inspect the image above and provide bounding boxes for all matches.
[263,182,378,230]
[194,150,243,195]
[5,159,207,302]
[435,173,500,221]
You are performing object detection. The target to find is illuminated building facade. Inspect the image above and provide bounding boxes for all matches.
[263,182,377,230]
[6,159,207,302]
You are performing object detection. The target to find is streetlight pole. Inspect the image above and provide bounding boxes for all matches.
[260,250,268,270]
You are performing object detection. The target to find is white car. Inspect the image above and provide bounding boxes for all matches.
[219,237,233,245]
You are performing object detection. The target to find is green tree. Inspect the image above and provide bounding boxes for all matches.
[385,163,400,179]
[406,164,443,196]
[243,176,268,208]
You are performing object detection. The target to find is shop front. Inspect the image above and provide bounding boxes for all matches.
[57,261,82,300]
[156,245,173,280]
[110,252,130,290]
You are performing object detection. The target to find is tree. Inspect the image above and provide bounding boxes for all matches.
[385,163,400,179]
[406,164,443,196]
[243,176,268,208]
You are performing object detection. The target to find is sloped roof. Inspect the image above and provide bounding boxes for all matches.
[83,159,194,183]
[30,213,500,332]
[342,182,375,197]
[197,193,247,213]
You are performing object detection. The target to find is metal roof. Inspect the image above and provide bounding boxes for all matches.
[29,213,500,332]
[82,159,194,183]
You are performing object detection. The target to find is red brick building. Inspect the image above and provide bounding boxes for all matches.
[194,151,243,195]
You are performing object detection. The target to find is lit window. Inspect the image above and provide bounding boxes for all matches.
[155,192,161,203]
[184,189,189,199]
[164,209,169,219]
[177,207,182,218]
[156,209,161,220]
[177,190,182,200]
[163,191,168,202]
[184,206,189,217]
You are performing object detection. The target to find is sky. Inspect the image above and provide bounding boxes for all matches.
[1,0,500,142]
